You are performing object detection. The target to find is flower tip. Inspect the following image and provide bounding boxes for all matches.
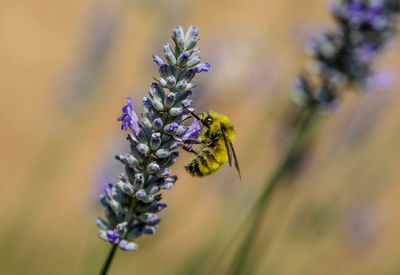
[193,63,210,73]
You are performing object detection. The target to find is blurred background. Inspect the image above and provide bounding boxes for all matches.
[1,0,400,274]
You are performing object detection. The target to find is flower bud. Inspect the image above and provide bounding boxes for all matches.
[172,26,185,50]
[142,195,154,203]
[151,99,164,111]
[185,25,199,50]
[160,176,178,190]
[158,151,179,168]
[176,125,187,136]
[134,173,144,188]
[119,240,138,251]
[164,93,176,108]
[163,122,179,135]
[117,181,134,195]
[152,118,163,131]
[150,133,161,151]
[125,154,139,166]
[141,117,153,128]
[155,149,171,158]
[126,225,144,240]
[148,185,160,195]
[183,69,195,81]
[158,77,167,87]
[135,189,146,200]
[182,99,193,107]
[139,213,160,225]
[160,182,174,190]
[96,218,109,230]
[152,54,164,66]
[151,82,166,99]
[177,51,190,67]
[143,227,156,235]
[169,107,183,116]
[158,64,170,78]
[165,176,178,183]
[176,80,188,92]
[136,143,150,156]
[166,76,176,88]
[98,230,109,241]
[186,56,201,67]
[156,168,171,177]
[163,43,176,65]
[156,203,167,212]
[109,199,123,212]
[147,162,160,174]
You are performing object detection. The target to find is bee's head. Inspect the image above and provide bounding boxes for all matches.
[200,113,213,128]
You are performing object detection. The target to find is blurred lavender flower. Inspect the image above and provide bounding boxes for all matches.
[365,69,396,91]
[97,26,208,251]
[294,0,400,110]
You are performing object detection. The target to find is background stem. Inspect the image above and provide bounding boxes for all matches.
[229,106,317,275]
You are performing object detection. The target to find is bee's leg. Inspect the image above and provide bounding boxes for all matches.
[182,140,201,145]
[182,145,197,154]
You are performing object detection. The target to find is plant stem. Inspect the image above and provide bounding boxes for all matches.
[100,244,118,275]
[229,106,317,275]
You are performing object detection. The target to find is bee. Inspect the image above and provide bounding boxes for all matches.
[182,108,241,179]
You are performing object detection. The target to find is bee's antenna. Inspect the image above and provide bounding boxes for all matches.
[182,104,210,128]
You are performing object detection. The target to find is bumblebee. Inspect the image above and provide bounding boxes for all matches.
[183,109,241,179]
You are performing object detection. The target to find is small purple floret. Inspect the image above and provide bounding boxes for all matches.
[169,123,179,132]
[106,229,120,244]
[193,63,210,73]
[117,97,141,135]
[181,119,202,140]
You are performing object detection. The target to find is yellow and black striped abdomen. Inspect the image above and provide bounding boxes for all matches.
[185,138,229,177]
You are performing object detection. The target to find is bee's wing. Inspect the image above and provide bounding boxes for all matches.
[228,140,241,180]
[221,125,241,180]
[221,126,232,167]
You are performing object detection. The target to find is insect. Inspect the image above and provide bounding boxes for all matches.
[182,108,241,179]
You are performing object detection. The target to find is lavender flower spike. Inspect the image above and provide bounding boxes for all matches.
[117,97,140,134]
[96,26,210,256]
[293,0,400,109]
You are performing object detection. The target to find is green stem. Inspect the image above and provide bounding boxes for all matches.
[100,244,118,275]
[229,106,317,275]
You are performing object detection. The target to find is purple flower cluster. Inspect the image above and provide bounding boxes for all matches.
[97,26,208,251]
[294,0,400,109]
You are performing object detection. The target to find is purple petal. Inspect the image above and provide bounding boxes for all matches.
[118,97,141,135]
[193,63,210,73]
[180,119,202,140]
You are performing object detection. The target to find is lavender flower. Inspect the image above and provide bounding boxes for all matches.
[117,97,140,134]
[295,0,400,109]
[106,230,119,244]
[193,63,211,73]
[180,119,202,140]
[97,26,209,252]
